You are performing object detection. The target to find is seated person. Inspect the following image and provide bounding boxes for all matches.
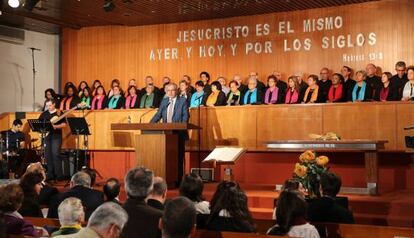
[241,77,264,105]
[51,197,85,237]
[401,66,414,101]
[125,85,140,109]
[160,197,196,238]
[147,177,167,211]
[107,86,125,109]
[103,178,121,204]
[140,84,160,108]
[375,72,399,101]
[206,181,256,233]
[327,73,344,103]
[48,172,104,219]
[18,172,44,217]
[307,172,354,224]
[226,80,241,106]
[0,183,48,237]
[91,85,108,110]
[267,191,320,238]
[179,173,210,215]
[25,162,59,206]
[264,75,280,104]
[272,179,306,219]
[303,75,323,103]
[350,70,373,102]
[202,81,227,107]
[189,80,205,108]
[60,84,81,111]
[285,76,301,104]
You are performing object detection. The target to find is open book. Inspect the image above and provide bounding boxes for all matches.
[203,147,246,164]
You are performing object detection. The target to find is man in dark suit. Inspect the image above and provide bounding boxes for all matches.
[307,172,355,224]
[160,197,196,238]
[103,177,121,204]
[150,83,189,185]
[121,167,163,238]
[273,71,288,103]
[147,177,167,211]
[47,171,104,219]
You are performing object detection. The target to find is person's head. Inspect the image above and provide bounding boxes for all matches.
[65,84,77,97]
[282,179,305,198]
[293,72,304,83]
[148,177,168,203]
[165,83,178,99]
[96,85,106,96]
[247,77,258,91]
[199,71,210,84]
[11,119,23,132]
[288,76,300,90]
[233,74,242,84]
[182,75,191,84]
[366,63,377,77]
[19,172,44,197]
[145,76,154,85]
[103,178,121,201]
[81,167,97,187]
[355,70,367,82]
[179,80,189,93]
[128,79,136,87]
[45,99,57,112]
[381,72,393,84]
[112,86,121,97]
[0,183,24,212]
[320,67,330,81]
[320,172,342,197]
[163,76,171,85]
[194,81,204,93]
[307,74,318,87]
[332,73,344,86]
[128,85,138,96]
[93,80,102,89]
[160,197,196,238]
[229,80,239,93]
[407,66,414,81]
[111,79,120,89]
[146,84,155,94]
[211,81,222,93]
[82,87,91,98]
[58,197,85,227]
[25,162,46,181]
[44,88,57,100]
[267,75,277,88]
[87,202,128,238]
[217,77,227,87]
[249,71,258,80]
[78,81,89,92]
[70,171,91,188]
[209,181,253,225]
[274,191,308,235]
[125,167,154,199]
[395,61,406,78]
[341,66,352,79]
[179,173,204,202]
[273,71,282,81]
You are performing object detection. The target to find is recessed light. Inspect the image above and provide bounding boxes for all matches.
[8,0,20,8]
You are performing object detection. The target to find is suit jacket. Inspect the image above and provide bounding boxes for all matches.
[373,84,399,101]
[206,215,255,233]
[121,198,163,238]
[147,199,164,211]
[276,80,288,104]
[38,184,59,206]
[307,196,354,224]
[150,96,189,123]
[48,185,104,219]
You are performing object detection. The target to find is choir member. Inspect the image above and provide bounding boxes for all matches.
[233,74,247,94]
[226,80,241,106]
[42,88,59,111]
[200,71,211,95]
[374,72,399,101]
[294,72,308,102]
[189,81,205,108]
[248,71,266,92]
[139,84,160,108]
[351,70,373,102]
[401,66,414,101]
[264,75,280,104]
[124,85,140,109]
[91,79,102,96]
[108,78,121,98]
[217,76,230,96]
[241,77,264,105]
[272,71,288,103]
[327,73,344,103]
[128,78,137,87]
[178,80,192,104]
[80,87,92,109]
[107,86,125,109]
[391,61,408,99]
[341,66,356,102]
[91,85,108,110]
[303,74,323,104]
[182,75,196,94]
[139,76,160,99]
[318,67,332,102]
[365,63,382,96]
[203,81,227,107]
[285,76,300,104]
[77,81,89,98]
[60,84,81,110]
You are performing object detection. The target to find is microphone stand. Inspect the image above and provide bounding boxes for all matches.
[29,47,41,112]
[196,95,203,177]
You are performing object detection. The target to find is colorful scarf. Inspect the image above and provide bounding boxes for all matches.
[227,91,241,105]
[328,84,343,102]
[303,86,319,103]
[352,81,366,102]
[190,91,204,108]
[108,96,121,109]
[91,95,105,110]
[285,89,299,104]
[140,93,154,108]
[125,95,137,109]
[60,97,73,110]
[264,87,279,104]
[243,88,258,105]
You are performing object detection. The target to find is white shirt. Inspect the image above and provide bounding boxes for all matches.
[402,81,414,98]
[288,223,320,238]
[166,97,177,123]
[194,201,210,214]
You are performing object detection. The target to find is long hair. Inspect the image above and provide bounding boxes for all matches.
[19,172,44,198]
[78,81,90,93]
[179,173,204,202]
[44,88,57,99]
[64,84,78,97]
[287,76,300,91]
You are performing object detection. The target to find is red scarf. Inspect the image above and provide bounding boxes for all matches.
[285,89,299,104]
[91,95,105,110]
[125,95,137,109]
[328,84,343,102]
[380,87,389,101]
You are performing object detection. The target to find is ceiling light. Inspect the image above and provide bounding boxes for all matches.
[8,0,20,8]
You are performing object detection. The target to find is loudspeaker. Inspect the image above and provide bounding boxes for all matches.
[190,168,214,182]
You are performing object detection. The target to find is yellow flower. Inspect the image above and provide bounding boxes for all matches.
[294,163,307,178]
[316,156,329,166]
[299,150,316,162]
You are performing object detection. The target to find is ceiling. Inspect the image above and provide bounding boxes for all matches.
[0,0,378,34]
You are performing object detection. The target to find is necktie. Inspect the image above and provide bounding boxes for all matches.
[167,99,173,123]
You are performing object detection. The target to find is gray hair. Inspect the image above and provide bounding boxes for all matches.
[71,172,91,187]
[165,83,178,91]
[248,77,257,85]
[355,70,367,79]
[124,167,154,198]
[58,197,84,226]
[88,202,128,231]
[150,177,167,196]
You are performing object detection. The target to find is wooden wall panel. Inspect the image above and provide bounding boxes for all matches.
[62,0,414,90]
[396,103,414,150]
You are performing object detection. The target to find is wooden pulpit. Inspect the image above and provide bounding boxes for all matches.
[111,123,200,187]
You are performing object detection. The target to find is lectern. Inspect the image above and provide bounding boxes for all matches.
[111,123,200,187]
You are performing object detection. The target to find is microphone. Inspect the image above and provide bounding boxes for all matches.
[139,107,157,123]
[28,47,41,51]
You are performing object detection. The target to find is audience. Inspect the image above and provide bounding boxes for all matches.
[55,202,128,238]
[160,197,196,238]
[121,167,163,238]
[203,81,227,106]
[267,191,320,238]
[48,172,104,219]
[264,75,280,104]
[147,177,168,211]
[51,197,85,236]
[272,179,306,220]
[307,172,354,224]
[226,80,241,106]
[206,181,256,233]
[18,172,44,217]
[25,162,59,207]
[401,66,414,101]
[103,178,121,204]
[179,173,210,214]
[0,211,5,238]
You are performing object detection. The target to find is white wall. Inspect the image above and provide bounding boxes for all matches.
[0,29,59,113]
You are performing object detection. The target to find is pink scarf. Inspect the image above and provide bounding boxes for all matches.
[91,95,105,110]
[125,95,137,109]
[285,89,299,104]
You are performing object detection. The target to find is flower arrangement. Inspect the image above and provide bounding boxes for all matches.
[293,150,330,198]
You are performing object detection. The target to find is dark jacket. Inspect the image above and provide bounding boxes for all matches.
[317,80,332,102]
[342,78,356,102]
[206,215,256,233]
[121,197,163,238]
[307,196,355,224]
[47,185,104,219]
[240,89,264,105]
[202,91,227,106]
[147,199,164,211]
[38,184,59,206]
[107,96,125,109]
[19,196,43,218]
[373,84,399,101]
[276,80,288,104]
[150,96,189,123]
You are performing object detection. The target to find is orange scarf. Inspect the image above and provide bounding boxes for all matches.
[303,86,319,103]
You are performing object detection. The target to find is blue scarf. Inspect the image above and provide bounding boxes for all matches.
[108,96,121,109]
[243,88,257,104]
[352,82,366,102]
[190,91,204,107]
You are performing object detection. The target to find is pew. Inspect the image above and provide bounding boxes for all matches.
[192,230,289,238]
[25,217,60,228]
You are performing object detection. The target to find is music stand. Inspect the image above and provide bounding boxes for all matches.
[67,117,90,172]
[28,119,52,166]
